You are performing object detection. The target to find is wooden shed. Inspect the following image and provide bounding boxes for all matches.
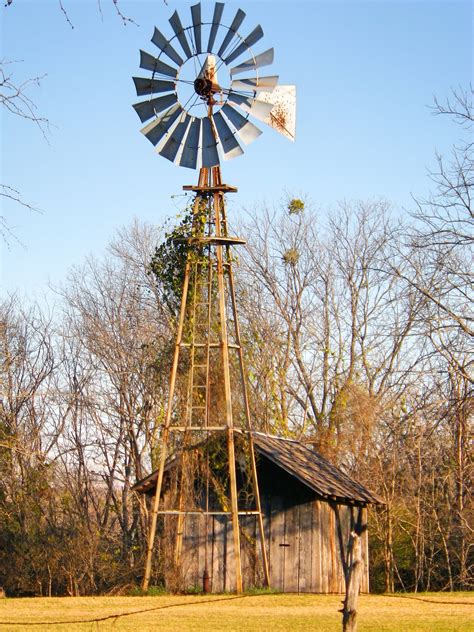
[133,433,382,593]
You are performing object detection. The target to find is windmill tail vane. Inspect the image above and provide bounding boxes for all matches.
[133,2,296,595]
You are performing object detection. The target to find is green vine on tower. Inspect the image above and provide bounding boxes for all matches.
[149,199,208,317]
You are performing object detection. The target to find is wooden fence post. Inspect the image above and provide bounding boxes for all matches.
[341,507,366,632]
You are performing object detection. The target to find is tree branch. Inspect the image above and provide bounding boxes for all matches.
[0,59,49,139]
[4,0,139,26]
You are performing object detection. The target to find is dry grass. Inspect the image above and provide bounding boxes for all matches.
[0,592,472,631]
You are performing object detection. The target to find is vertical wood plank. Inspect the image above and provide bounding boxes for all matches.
[331,504,340,594]
[240,516,257,589]
[252,515,258,588]
[240,516,250,589]
[222,517,229,592]
[298,501,312,592]
[210,517,217,593]
[310,500,322,592]
[197,514,205,590]
[212,516,225,593]
[328,505,334,592]
[189,514,200,589]
[362,506,370,593]
[336,504,350,593]
[180,515,190,588]
[321,502,330,593]
[226,516,236,591]
[282,503,297,592]
[269,495,285,591]
[263,494,272,588]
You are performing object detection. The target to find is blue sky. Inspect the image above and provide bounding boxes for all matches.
[1,0,472,301]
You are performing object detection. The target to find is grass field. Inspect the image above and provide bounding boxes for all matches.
[0,592,472,631]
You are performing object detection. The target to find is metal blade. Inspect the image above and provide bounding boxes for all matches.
[132,93,178,123]
[159,112,192,163]
[217,8,246,58]
[227,92,274,124]
[169,10,193,59]
[133,77,175,97]
[139,50,178,79]
[213,112,243,161]
[201,116,219,167]
[207,2,224,53]
[230,48,274,76]
[224,25,264,65]
[151,27,184,67]
[230,75,279,92]
[179,118,201,169]
[190,3,202,54]
[140,103,183,146]
[221,103,262,145]
[258,85,297,141]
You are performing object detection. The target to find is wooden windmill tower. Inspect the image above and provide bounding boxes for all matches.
[132,2,296,593]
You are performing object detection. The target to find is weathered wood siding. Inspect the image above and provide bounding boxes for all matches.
[171,455,370,593]
[178,499,369,593]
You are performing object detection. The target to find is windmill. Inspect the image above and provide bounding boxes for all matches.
[133,2,296,593]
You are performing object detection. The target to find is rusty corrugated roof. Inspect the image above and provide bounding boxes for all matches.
[132,432,383,505]
[252,433,383,505]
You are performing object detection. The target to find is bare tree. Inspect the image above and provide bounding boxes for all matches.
[402,87,473,379]
[56,220,170,589]
[0,60,47,241]
[1,0,139,242]
[238,199,424,457]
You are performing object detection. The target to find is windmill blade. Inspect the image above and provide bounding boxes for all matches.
[140,50,178,79]
[230,75,279,92]
[179,118,201,169]
[169,10,193,59]
[257,85,297,141]
[213,112,244,161]
[227,91,274,125]
[207,2,225,53]
[224,25,264,65]
[133,77,175,97]
[132,93,178,123]
[140,103,183,146]
[217,8,246,58]
[230,48,274,76]
[151,27,184,67]
[221,104,262,145]
[190,3,202,54]
[158,112,192,163]
[201,116,219,168]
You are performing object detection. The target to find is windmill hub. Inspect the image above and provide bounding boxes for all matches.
[193,76,214,99]
[194,54,221,102]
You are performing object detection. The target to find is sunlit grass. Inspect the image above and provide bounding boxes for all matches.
[0,592,472,631]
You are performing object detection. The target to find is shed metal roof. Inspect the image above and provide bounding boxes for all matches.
[132,432,383,505]
[252,433,383,505]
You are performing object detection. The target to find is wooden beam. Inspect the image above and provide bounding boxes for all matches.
[141,194,196,592]
[182,184,238,193]
[224,216,271,588]
[213,175,243,594]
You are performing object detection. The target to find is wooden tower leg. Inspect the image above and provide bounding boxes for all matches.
[142,192,201,592]
[220,187,271,588]
[227,261,271,587]
[174,257,201,568]
[213,176,243,594]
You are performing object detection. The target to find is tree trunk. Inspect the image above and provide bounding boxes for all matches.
[342,530,363,632]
